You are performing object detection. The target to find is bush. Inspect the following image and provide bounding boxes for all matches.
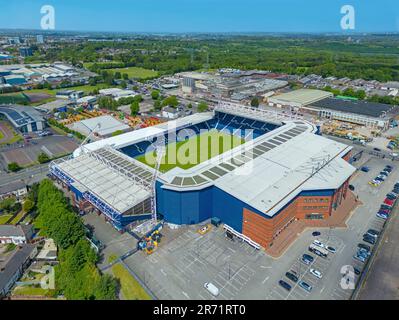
[8,162,21,172]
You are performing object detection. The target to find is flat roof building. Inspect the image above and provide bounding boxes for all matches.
[70,115,130,138]
[306,97,399,129]
[0,105,45,132]
[268,89,333,108]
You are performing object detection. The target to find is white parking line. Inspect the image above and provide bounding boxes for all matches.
[262,276,270,284]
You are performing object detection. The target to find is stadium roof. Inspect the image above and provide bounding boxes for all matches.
[54,147,153,214]
[310,97,398,118]
[214,130,355,217]
[0,105,44,128]
[269,89,333,107]
[73,112,214,157]
[65,105,355,219]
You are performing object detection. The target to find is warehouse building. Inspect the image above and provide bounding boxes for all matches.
[0,105,45,132]
[70,115,130,138]
[50,104,355,249]
[268,89,333,108]
[307,97,399,129]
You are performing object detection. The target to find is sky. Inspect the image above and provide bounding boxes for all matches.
[0,0,398,33]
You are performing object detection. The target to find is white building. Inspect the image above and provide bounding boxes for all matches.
[0,225,33,245]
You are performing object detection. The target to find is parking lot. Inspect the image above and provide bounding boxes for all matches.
[84,153,399,300]
[0,133,78,167]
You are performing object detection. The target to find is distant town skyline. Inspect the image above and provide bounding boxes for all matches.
[0,0,398,33]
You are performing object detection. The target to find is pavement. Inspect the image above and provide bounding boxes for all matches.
[357,197,399,300]
[82,153,399,300]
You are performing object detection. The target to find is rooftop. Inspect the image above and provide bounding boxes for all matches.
[0,105,44,128]
[70,115,130,137]
[311,97,398,118]
[269,89,333,107]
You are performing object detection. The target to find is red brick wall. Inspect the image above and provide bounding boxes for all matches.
[242,194,333,247]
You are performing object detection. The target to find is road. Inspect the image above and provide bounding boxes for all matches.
[0,163,49,187]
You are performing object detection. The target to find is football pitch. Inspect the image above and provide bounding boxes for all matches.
[135,130,244,172]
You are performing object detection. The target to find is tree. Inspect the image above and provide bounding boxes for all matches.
[8,162,21,172]
[250,97,259,107]
[197,101,209,112]
[151,90,160,100]
[38,152,51,164]
[162,95,179,108]
[122,73,129,80]
[23,199,34,213]
[0,197,16,212]
[130,101,140,116]
[114,72,121,79]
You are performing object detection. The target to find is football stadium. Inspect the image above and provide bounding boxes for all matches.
[50,103,356,249]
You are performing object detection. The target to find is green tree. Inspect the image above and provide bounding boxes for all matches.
[197,101,209,112]
[151,90,160,100]
[23,199,34,213]
[114,71,121,79]
[122,73,129,80]
[130,101,140,116]
[8,162,21,172]
[250,97,259,107]
[0,197,16,212]
[162,95,179,108]
[38,152,51,164]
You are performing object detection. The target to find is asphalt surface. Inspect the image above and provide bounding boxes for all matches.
[357,198,399,299]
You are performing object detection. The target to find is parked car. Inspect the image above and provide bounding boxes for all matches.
[373,148,382,152]
[380,204,392,210]
[384,198,395,206]
[358,248,371,257]
[358,243,371,251]
[380,171,389,177]
[285,271,298,283]
[326,246,336,253]
[363,234,376,245]
[309,268,323,279]
[354,267,361,275]
[302,254,314,265]
[298,281,312,292]
[361,166,370,172]
[313,240,325,248]
[279,280,292,291]
[312,231,321,237]
[353,254,367,263]
[376,212,389,220]
[386,193,397,200]
[366,229,380,239]
[204,282,219,296]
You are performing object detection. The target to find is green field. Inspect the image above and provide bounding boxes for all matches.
[108,67,158,79]
[111,263,152,300]
[0,93,30,104]
[136,130,244,172]
[0,214,12,224]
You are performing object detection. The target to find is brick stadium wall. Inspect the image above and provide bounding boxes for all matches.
[243,194,334,248]
[242,180,354,248]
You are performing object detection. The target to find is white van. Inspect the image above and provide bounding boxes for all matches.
[204,282,219,296]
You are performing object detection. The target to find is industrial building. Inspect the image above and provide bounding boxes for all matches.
[0,105,45,132]
[307,97,399,129]
[69,115,130,138]
[50,104,355,249]
[268,89,333,108]
[179,71,288,100]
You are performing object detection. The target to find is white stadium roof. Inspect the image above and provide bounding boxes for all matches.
[64,105,354,218]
